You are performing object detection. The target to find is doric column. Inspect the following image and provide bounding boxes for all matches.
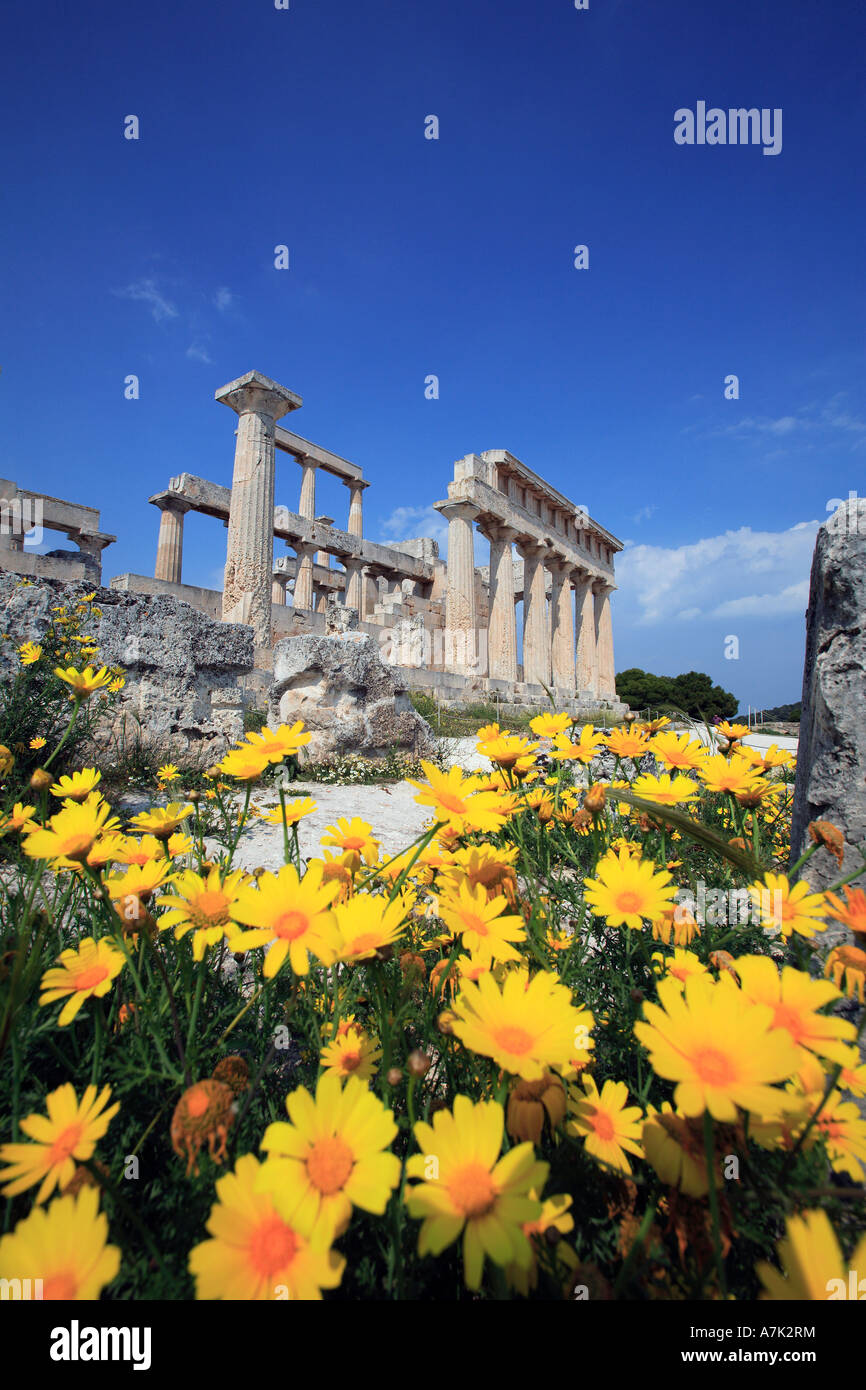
[481,520,518,683]
[347,480,367,537]
[344,557,364,614]
[154,498,189,585]
[516,538,551,687]
[313,515,334,611]
[548,558,576,692]
[593,582,617,697]
[293,541,316,611]
[271,573,288,606]
[298,459,317,520]
[437,500,479,673]
[217,371,302,645]
[574,569,598,694]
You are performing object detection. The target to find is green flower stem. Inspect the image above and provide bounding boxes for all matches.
[703,1109,727,1298]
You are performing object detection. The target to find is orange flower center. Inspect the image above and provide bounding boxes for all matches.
[186,1086,212,1119]
[435,791,468,816]
[340,1051,361,1073]
[49,1123,83,1165]
[75,963,109,991]
[616,890,643,914]
[248,1213,299,1277]
[193,891,230,924]
[692,1047,737,1086]
[345,932,382,957]
[772,1003,807,1042]
[591,1110,616,1141]
[273,910,311,941]
[306,1136,354,1195]
[43,1270,78,1300]
[462,913,489,938]
[60,832,96,859]
[449,1162,496,1218]
[494,1024,535,1057]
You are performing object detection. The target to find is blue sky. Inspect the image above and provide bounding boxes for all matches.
[2,0,864,709]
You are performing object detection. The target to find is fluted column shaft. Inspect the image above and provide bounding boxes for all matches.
[272,573,288,606]
[574,571,598,694]
[344,558,364,614]
[218,374,299,646]
[483,521,518,683]
[439,501,478,674]
[517,540,550,687]
[154,500,189,584]
[594,583,617,697]
[347,481,365,537]
[299,460,317,520]
[293,542,316,611]
[549,559,576,691]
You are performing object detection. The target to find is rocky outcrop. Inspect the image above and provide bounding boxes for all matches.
[790,500,866,892]
[0,576,254,759]
[269,632,435,762]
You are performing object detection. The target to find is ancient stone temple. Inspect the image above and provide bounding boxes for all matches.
[106,369,623,714]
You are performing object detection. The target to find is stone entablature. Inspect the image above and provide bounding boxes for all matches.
[0,477,116,586]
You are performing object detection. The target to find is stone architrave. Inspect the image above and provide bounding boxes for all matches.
[217,371,302,646]
[790,499,866,893]
[154,498,190,585]
[548,559,575,692]
[481,520,519,683]
[439,500,479,673]
[593,582,616,697]
[574,569,598,694]
[517,538,551,687]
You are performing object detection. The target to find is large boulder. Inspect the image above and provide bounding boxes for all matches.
[0,575,254,759]
[790,500,866,893]
[269,632,435,762]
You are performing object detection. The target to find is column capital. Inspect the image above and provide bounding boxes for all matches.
[544,553,577,577]
[436,498,479,524]
[150,491,191,516]
[515,535,551,562]
[477,517,519,545]
[592,577,616,596]
[215,371,302,421]
[344,477,370,492]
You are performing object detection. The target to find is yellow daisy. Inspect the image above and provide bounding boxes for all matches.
[567,1076,644,1175]
[584,847,678,931]
[189,1152,344,1301]
[259,1073,401,1236]
[231,861,339,977]
[405,1095,547,1290]
[0,1187,120,1300]
[39,937,126,1026]
[451,967,594,1081]
[0,1084,119,1203]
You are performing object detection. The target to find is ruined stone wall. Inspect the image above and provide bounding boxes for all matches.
[0,575,255,761]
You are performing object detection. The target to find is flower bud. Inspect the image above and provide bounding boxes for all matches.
[407,1049,432,1078]
[584,784,607,815]
[386,1067,403,1087]
[29,767,53,792]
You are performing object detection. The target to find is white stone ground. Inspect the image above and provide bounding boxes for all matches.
[229,779,442,873]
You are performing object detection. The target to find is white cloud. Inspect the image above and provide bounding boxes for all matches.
[615,521,820,625]
[214,287,234,312]
[378,505,450,555]
[186,343,213,364]
[710,580,809,620]
[115,277,178,323]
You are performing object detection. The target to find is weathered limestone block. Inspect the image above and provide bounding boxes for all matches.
[790,500,866,892]
[0,576,254,758]
[269,632,435,762]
